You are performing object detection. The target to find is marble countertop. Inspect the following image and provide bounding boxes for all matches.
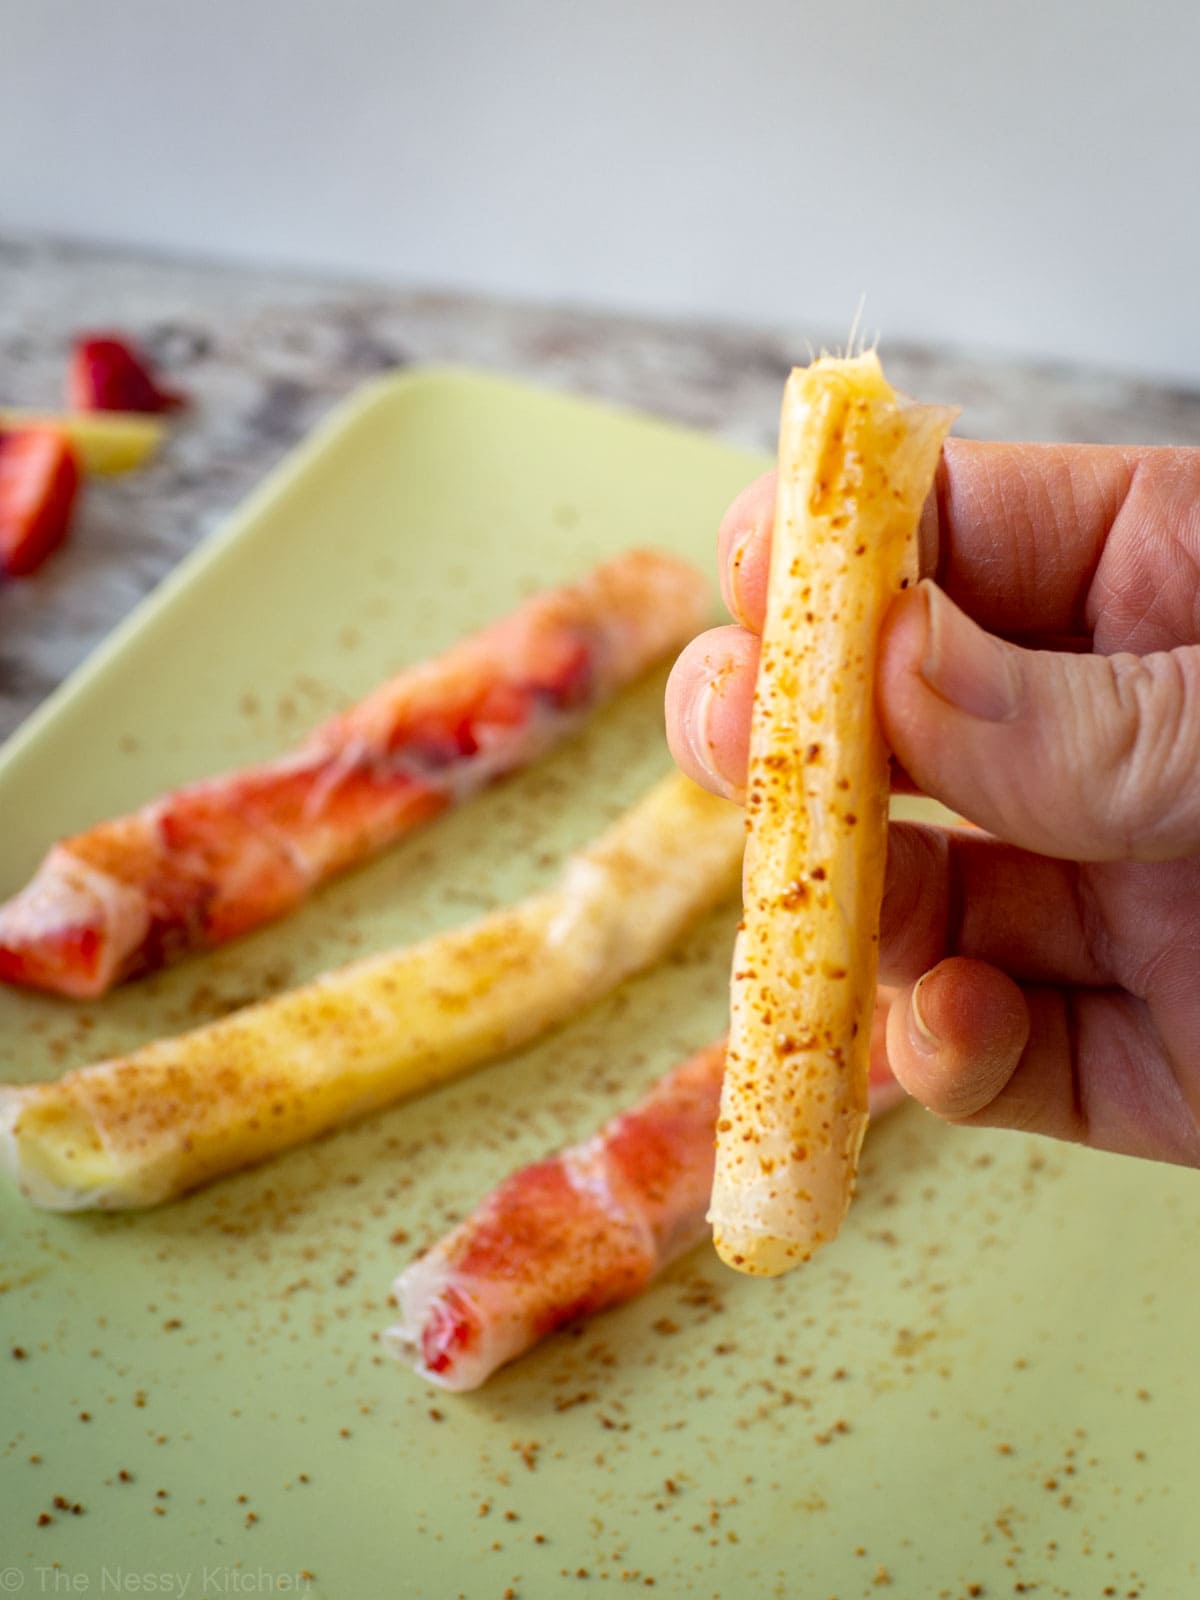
[3,232,1200,745]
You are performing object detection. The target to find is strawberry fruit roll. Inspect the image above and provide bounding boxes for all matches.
[0,549,708,998]
[382,993,905,1392]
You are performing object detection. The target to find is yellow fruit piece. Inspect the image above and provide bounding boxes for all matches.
[0,409,165,474]
[711,351,956,1277]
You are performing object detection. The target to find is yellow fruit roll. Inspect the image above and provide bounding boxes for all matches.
[0,773,742,1211]
[710,351,955,1276]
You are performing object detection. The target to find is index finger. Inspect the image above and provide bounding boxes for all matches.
[718,439,1171,641]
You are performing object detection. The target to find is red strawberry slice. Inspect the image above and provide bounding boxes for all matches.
[67,333,187,414]
[0,428,81,577]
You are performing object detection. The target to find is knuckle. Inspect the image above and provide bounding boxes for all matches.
[1099,649,1200,855]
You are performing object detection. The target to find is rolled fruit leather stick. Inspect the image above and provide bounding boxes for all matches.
[710,351,955,1277]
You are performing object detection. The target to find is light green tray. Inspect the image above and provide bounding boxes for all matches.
[1,370,1195,1596]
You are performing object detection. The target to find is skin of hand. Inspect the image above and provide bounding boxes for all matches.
[666,439,1200,1166]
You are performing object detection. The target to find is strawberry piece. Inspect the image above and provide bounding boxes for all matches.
[0,919,103,996]
[420,1288,478,1375]
[0,428,81,577]
[67,333,187,414]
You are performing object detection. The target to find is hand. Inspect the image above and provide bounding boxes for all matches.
[666,440,1200,1165]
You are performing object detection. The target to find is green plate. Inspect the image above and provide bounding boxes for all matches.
[1,370,1194,1597]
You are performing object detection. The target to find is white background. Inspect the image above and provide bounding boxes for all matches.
[3,0,1198,381]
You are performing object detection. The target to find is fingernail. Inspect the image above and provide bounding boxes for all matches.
[920,581,1020,722]
[688,682,729,792]
[725,525,754,621]
[917,482,940,580]
[908,973,941,1057]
